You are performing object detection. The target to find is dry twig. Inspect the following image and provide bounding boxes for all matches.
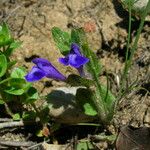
[0,118,13,122]
[0,140,35,147]
[0,120,24,129]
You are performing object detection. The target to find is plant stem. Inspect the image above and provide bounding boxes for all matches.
[120,1,132,92]
[4,102,14,117]
[115,1,150,116]
[85,45,108,124]
[120,0,150,94]
[0,77,11,85]
[0,90,14,117]
[95,83,108,124]
[127,0,150,68]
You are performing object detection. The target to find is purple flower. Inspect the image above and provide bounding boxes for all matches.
[59,43,89,76]
[25,58,66,82]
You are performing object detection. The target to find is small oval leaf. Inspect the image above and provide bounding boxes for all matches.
[0,54,7,77]
[51,27,71,55]
[76,88,97,116]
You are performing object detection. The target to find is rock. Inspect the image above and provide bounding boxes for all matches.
[45,87,96,124]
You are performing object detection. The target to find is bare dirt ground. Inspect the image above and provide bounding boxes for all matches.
[0,0,149,149]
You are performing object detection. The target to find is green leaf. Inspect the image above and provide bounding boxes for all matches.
[100,85,116,112]
[76,86,115,118]
[11,67,31,91]
[71,28,86,46]
[71,29,82,45]
[4,41,22,57]
[0,23,12,47]
[51,27,71,55]
[10,41,22,49]
[11,67,26,79]
[4,68,31,96]
[82,43,102,77]
[0,54,7,77]
[0,99,5,105]
[5,78,31,95]
[66,74,94,87]
[9,78,26,88]
[77,142,88,150]
[0,93,16,102]
[76,88,97,116]
[71,28,102,76]
[12,113,21,121]
[5,87,24,95]
[36,129,44,137]
[5,78,26,95]
[87,141,94,149]
[83,103,97,116]
[0,23,10,38]
[22,111,36,121]
[24,87,39,103]
[7,60,17,69]
[76,141,94,150]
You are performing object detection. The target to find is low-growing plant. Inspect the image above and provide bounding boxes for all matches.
[0,23,39,121]
[25,27,117,124]
[25,0,150,127]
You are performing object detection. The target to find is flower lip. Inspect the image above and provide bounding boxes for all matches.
[59,43,89,68]
[68,54,89,68]
[25,66,46,82]
[58,57,69,66]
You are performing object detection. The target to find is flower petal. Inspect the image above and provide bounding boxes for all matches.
[68,54,89,68]
[32,58,66,81]
[25,66,45,82]
[44,65,66,81]
[70,43,81,55]
[32,58,51,68]
[58,57,69,66]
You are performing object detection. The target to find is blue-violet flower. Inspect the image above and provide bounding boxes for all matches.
[59,43,89,76]
[25,58,66,82]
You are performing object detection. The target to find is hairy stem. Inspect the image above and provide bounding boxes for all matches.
[120,1,132,92]
[85,45,108,124]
